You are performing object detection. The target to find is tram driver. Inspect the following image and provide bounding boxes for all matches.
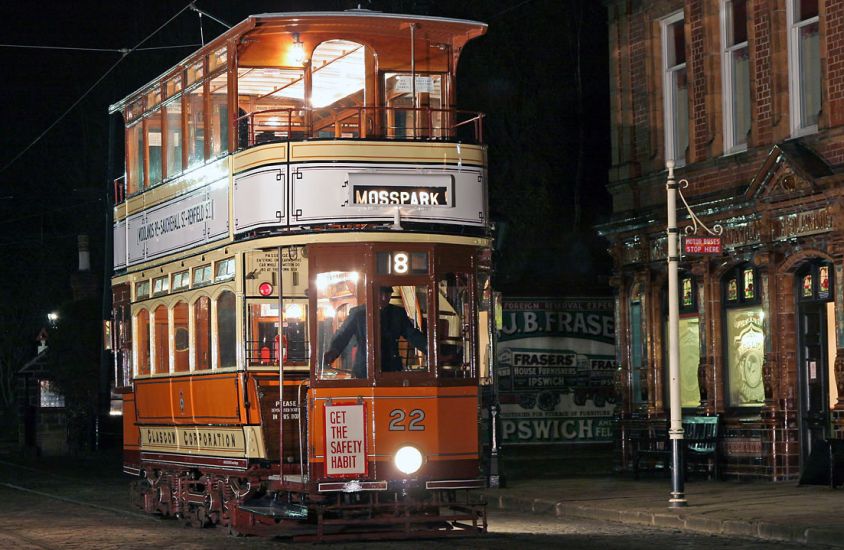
[322,286,427,377]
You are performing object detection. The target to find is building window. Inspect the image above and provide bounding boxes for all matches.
[721,0,750,152]
[723,264,764,407]
[39,380,65,408]
[662,11,688,167]
[788,0,820,135]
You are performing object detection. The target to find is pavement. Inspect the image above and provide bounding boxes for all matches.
[485,475,844,547]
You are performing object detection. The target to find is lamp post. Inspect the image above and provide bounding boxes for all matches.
[665,160,686,507]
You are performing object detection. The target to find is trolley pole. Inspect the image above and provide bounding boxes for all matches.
[666,160,687,507]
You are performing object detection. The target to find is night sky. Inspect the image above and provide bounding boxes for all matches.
[0,0,610,314]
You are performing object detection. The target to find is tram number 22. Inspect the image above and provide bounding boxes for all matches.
[388,409,426,431]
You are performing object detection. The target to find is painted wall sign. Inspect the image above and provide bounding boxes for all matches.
[496,298,616,444]
[325,403,367,476]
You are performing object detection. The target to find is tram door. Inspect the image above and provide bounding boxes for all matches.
[796,263,834,470]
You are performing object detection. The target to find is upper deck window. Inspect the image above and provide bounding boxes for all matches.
[164,74,182,99]
[187,58,204,86]
[209,46,227,73]
[384,73,445,139]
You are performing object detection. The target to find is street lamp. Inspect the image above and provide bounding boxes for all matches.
[47,311,59,327]
[665,161,686,508]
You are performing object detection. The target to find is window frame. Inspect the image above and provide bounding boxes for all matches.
[720,0,751,153]
[787,0,821,137]
[661,10,689,167]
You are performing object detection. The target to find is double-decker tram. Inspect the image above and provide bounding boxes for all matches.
[109,10,492,540]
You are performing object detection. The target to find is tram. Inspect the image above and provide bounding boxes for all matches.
[109,10,492,540]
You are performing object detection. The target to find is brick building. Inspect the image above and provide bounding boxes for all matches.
[599,0,844,479]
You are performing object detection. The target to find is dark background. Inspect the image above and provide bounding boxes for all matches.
[0,0,610,411]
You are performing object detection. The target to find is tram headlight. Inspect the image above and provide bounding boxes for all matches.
[394,446,423,475]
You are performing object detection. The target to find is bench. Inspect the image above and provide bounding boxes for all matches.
[632,415,719,480]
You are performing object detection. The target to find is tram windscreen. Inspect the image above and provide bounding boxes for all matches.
[378,285,429,374]
[317,271,366,380]
[437,273,472,378]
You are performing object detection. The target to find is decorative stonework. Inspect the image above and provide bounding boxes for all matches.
[772,207,833,241]
[722,219,763,249]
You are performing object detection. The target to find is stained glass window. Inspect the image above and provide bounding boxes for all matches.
[727,278,738,301]
[743,268,755,299]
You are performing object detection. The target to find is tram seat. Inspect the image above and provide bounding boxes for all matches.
[632,415,720,480]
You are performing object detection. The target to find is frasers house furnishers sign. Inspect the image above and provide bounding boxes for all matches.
[496,298,617,445]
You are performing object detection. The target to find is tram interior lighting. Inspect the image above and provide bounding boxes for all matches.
[394,446,423,475]
[321,305,336,318]
[291,33,306,65]
[284,303,303,319]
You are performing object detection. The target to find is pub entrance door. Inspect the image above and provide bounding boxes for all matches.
[796,262,834,471]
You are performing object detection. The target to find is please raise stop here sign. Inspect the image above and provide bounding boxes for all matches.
[684,236,722,254]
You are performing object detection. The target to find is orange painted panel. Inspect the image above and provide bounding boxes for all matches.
[309,385,479,474]
[134,373,245,425]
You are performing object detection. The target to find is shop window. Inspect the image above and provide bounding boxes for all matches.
[317,270,365,380]
[39,380,65,408]
[217,291,236,368]
[173,301,189,372]
[172,270,190,290]
[194,296,211,370]
[630,286,646,404]
[437,273,472,378]
[152,276,169,296]
[665,276,701,408]
[662,11,688,166]
[788,0,820,135]
[723,264,764,406]
[135,280,150,300]
[722,0,750,152]
[135,309,150,376]
[193,264,212,287]
[215,257,235,282]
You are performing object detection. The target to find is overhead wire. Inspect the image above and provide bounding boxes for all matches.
[0,43,201,53]
[0,0,200,177]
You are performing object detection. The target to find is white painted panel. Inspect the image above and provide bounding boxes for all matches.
[233,166,287,234]
[290,163,485,227]
[113,220,127,270]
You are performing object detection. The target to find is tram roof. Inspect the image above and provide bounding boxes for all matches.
[109,10,487,114]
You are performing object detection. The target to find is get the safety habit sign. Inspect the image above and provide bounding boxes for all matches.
[325,403,367,476]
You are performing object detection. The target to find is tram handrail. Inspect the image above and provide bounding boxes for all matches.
[237,105,485,148]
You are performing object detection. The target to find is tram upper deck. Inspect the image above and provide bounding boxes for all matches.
[110,11,489,274]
